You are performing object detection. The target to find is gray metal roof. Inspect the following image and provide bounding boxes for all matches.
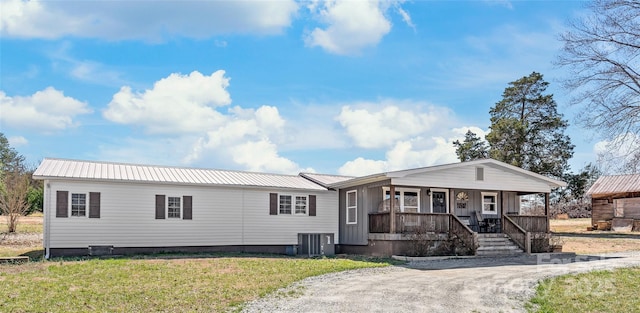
[33,158,327,191]
[587,174,640,196]
[299,173,354,188]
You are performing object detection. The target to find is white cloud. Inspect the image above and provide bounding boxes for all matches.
[8,136,28,146]
[102,70,309,174]
[338,107,486,176]
[336,100,449,149]
[48,42,127,86]
[0,0,299,40]
[0,87,91,132]
[103,70,231,134]
[305,0,398,55]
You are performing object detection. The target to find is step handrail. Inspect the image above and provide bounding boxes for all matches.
[503,215,531,253]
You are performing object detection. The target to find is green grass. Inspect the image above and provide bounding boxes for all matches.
[0,255,390,312]
[528,267,640,313]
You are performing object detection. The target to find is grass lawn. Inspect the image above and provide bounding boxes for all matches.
[528,267,640,313]
[0,255,390,312]
[550,218,640,254]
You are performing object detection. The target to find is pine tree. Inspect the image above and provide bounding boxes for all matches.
[486,72,574,178]
[453,130,489,162]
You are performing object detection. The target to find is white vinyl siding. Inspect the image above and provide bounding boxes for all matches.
[392,164,552,193]
[44,180,337,248]
[346,190,357,224]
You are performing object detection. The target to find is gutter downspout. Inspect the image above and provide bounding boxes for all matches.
[44,181,51,259]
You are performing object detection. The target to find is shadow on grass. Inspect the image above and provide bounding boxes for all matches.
[19,249,44,261]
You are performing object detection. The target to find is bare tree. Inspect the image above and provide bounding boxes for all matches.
[557,0,640,160]
[0,171,30,233]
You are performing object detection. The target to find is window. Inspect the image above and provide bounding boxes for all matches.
[481,192,497,214]
[279,195,292,214]
[168,196,181,218]
[71,193,86,216]
[382,187,420,213]
[295,196,307,215]
[346,190,357,224]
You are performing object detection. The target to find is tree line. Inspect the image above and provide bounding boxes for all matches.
[0,133,43,232]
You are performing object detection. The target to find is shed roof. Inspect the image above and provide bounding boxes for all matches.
[299,173,354,188]
[33,158,327,191]
[586,174,640,196]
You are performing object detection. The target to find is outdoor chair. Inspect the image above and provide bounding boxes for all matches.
[474,211,490,233]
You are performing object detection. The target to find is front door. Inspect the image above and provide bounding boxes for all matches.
[432,191,447,213]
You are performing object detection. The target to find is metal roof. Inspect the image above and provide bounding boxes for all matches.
[299,173,354,188]
[33,158,327,191]
[587,174,640,196]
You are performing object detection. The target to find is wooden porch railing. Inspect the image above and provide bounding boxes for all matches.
[450,214,478,254]
[369,212,390,233]
[396,213,450,233]
[503,215,530,253]
[507,215,549,233]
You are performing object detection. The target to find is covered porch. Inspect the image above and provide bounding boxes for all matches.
[368,184,552,254]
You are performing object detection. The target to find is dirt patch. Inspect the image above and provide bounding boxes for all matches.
[551,218,640,254]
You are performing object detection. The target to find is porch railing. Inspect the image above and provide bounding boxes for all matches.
[503,215,530,253]
[450,214,478,254]
[507,215,549,233]
[396,213,450,233]
[369,212,391,233]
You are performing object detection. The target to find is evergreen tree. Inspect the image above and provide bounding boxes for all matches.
[486,72,574,178]
[453,130,489,162]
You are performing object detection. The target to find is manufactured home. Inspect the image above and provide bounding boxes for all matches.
[33,158,565,258]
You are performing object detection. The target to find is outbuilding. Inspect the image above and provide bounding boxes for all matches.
[587,174,640,231]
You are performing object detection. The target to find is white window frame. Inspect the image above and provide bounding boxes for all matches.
[70,193,87,217]
[346,190,357,224]
[167,196,181,219]
[294,195,307,215]
[481,192,498,215]
[429,188,449,213]
[382,187,421,213]
[279,194,308,216]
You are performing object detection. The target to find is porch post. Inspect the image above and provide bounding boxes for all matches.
[500,191,504,233]
[545,193,550,232]
[389,185,396,234]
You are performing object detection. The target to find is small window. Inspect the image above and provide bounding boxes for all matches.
[279,195,292,214]
[71,193,86,217]
[481,192,497,214]
[168,197,181,218]
[295,196,307,215]
[347,190,357,224]
[476,167,484,181]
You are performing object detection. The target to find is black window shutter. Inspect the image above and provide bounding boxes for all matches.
[183,196,192,220]
[89,192,101,218]
[56,191,68,218]
[309,195,317,216]
[155,195,165,219]
[269,193,278,215]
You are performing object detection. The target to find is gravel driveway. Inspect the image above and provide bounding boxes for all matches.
[242,252,640,313]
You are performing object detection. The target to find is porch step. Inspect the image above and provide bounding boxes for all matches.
[476,233,524,256]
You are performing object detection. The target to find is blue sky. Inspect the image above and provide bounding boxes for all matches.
[1,0,601,176]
